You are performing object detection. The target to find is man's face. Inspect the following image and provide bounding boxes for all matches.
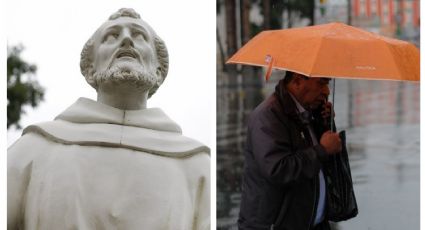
[91,17,159,89]
[296,74,330,110]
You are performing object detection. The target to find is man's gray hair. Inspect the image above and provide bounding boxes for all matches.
[80,8,169,98]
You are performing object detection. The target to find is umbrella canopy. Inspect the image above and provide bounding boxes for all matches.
[227,22,419,82]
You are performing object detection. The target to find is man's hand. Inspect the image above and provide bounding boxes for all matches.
[320,131,342,155]
[321,101,335,120]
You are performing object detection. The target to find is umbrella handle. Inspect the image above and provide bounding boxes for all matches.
[330,78,336,132]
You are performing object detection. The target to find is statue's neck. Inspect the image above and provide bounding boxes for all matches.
[97,86,148,110]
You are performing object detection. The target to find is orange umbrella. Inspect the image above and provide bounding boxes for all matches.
[227,22,419,82]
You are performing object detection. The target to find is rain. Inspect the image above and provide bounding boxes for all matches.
[217,0,419,229]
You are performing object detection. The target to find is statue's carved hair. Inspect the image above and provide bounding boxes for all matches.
[80,8,169,98]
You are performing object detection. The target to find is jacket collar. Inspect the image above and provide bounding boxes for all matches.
[274,80,301,120]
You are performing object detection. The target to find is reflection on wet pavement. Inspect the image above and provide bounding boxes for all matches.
[217,124,419,230]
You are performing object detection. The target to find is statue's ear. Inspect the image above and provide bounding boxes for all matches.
[156,66,164,83]
[88,63,95,76]
[85,64,97,88]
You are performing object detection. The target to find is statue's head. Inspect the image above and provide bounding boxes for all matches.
[80,8,169,98]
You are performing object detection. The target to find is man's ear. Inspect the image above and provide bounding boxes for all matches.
[292,74,304,87]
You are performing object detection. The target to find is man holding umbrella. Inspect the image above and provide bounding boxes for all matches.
[238,71,343,230]
[229,22,419,230]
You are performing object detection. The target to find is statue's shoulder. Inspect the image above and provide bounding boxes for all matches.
[8,132,38,154]
[8,125,56,171]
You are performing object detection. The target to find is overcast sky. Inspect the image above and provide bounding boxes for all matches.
[6,0,215,147]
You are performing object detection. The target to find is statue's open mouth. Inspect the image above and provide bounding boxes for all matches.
[116,50,138,59]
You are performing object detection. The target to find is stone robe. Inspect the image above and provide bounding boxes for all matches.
[8,97,210,230]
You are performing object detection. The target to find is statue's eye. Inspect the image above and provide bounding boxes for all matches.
[103,33,119,43]
[132,31,147,41]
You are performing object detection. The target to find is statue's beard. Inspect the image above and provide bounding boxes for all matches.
[92,62,157,92]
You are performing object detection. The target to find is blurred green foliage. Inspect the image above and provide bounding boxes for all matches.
[7,45,44,129]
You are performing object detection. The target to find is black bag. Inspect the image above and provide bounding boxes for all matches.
[323,130,358,222]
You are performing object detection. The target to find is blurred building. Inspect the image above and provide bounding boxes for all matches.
[316,0,420,45]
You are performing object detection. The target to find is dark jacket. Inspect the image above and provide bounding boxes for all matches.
[238,80,332,230]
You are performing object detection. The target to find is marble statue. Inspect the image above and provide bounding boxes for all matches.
[8,8,210,230]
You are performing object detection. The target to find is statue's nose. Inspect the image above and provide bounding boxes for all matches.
[120,30,134,48]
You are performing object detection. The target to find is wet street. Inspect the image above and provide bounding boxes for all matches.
[217,124,419,230]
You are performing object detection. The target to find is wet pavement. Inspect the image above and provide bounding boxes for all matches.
[217,124,419,230]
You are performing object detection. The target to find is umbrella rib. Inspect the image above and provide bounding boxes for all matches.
[309,25,330,78]
[381,41,406,81]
